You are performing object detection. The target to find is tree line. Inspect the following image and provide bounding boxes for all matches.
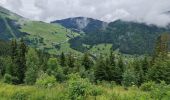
[0,34,169,87]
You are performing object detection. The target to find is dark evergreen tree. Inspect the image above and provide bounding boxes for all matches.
[148,58,170,84]
[117,56,124,73]
[141,56,150,76]
[25,48,39,85]
[17,38,27,83]
[109,50,116,66]
[67,52,75,68]
[94,55,106,81]
[133,59,144,86]
[82,52,93,70]
[114,56,124,84]
[153,34,169,62]
[60,52,66,67]
[11,39,17,61]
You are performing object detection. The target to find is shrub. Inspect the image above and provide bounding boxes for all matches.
[4,74,12,84]
[67,73,102,100]
[122,69,137,89]
[140,81,156,91]
[35,73,56,88]
[150,81,169,100]
[109,92,121,100]
[12,91,29,100]
[89,85,103,97]
[55,67,66,82]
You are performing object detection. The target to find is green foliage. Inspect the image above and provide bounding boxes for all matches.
[12,91,29,100]
[47,58,58,75]
[36,73,56,88]
[4,74,18,84]
[67,52,75,68]
[140,81,156,91]
[94,56,107,81]
[148,58,170,84]
[4,74,12,84]
[67,73,90,99]
[82,52,93,70]
[60,52,66,67]
[17,39,27,83]
[122,69,137,89]
[47,57,66,82]
[133,59,145,86]
[150,81,170,100]
[25,48,39,85]
[67,73,102,100]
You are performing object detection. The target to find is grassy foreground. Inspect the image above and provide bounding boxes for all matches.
[0,82,169,100]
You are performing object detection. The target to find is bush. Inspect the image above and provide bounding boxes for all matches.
[67,73,102,100]
[122,69,137,89]
[4,74,12,84]
[150,81,169,100]
[35,73,56,88]
[89,85,103,97]
[140,81,156,91]
[12,91,29,100]
[68,73,90,100]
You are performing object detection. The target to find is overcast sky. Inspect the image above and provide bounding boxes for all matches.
[0,0,170,27]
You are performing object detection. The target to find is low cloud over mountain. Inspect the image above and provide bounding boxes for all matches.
[1,0,170,27]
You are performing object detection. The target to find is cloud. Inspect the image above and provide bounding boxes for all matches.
[0,0,170,27]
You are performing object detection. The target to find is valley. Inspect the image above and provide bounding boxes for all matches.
[0,5,169,100]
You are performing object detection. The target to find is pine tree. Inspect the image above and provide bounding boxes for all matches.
[47,57,65,82]
[11,39,17,61]
[133,59,144,86]
[122,69,137,89]
[141,56,149,76]
[47,58,58,75]
[115,56,124,84]
[17,38,27,83]
[82,52,93,70]
[67,52,75,68]
[94,55,106,81]
[25,48,39,85]
[148,59,170,84]
[60,52,66,67]
[118,57,124,72]
[109,50,116,66]
[153,34,169,61]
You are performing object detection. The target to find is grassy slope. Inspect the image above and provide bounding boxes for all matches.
[88,43,112,57]
[0,83,169,100]
[20,21,81,55]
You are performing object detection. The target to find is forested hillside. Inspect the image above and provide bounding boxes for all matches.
[0,5,170,100]
[68,20,170,54]
[0,34,169,99]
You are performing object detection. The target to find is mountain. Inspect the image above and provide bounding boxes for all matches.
[69,20,170,54]
[0,6,169,55]
[0,6,80,55]
[0,6,27,40]
[51,17,108,34]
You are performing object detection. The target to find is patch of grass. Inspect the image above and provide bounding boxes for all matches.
[20,21,81,55]
[88,43,112,57]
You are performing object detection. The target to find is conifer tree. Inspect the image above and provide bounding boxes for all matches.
[67,52,75,68]
[141,56,150,76]
[133,59,144,86]
[109,50,116,66]
[25,48,39,85]
[11,39,17,61]
[17,38,27,83]
[60,52,66,67]
[82,52,93,70]
[94,55,106,81]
